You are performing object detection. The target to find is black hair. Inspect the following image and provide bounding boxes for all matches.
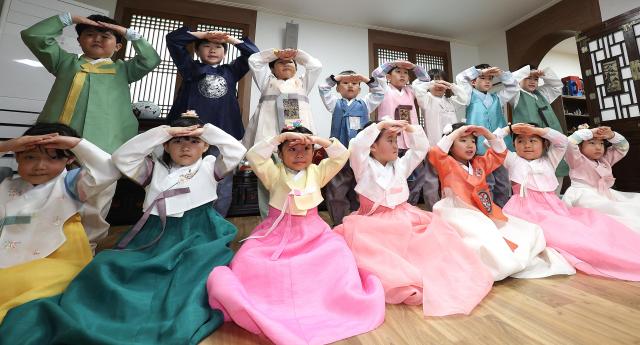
[20,122,79,159]
[269,58,298,72]
[162,116,207,166]
[338,70,357,75]
[475,63,491,70]
[195,39,228,53]
[75,15,123,44]
[427,68,448,81]
[277,126,313,153]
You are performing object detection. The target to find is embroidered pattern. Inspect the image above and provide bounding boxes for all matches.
[198,74,228,99]
[2,240,20,249]
[477,190,493,213]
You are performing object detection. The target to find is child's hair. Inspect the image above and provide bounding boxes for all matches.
[162,116,206,166]
[269,58,298,71]
[338,70,356,76]
[195,39,228,53]
[427,69,447,81]
[475,63,491,70]
[75,15,123,43]
[21,123,79,159]
[360,121,388,142]
[277,125,313,152]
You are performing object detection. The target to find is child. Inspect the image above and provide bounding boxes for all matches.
[243,48,322,218]
[166,28,258,217]
[372,60,430,205]
[0,115,246,343]
[429,123,575,281]
[500,124,640,281]
[510,65,569,188]
[456,64,517,207]
[318,70,386,224]
[333,119,493,316]
[563,125,640,232]
[410,68,468,210]
[21,13,161,250]
[207,126,385,345]
[0,123,119,321]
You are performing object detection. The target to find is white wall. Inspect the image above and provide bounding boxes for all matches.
[450,41,480,76]
[250,11,370,137]
[539,50,581,79]
[599,0,638,21]
[476,31,510,71]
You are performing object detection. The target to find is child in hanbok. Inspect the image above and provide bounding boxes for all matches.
[243,48,322,218]
[334,119,493,317]
[562,125,640,233]
[501,124,640,281]
[0,114,245,344]
[318,69,386,224]
[430,123,575,281]
[410,68,468,210]
[207,125,385,345]
[0,123,119,321]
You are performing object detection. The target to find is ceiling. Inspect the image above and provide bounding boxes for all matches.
[201,0,561,43]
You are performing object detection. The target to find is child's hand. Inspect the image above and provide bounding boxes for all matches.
[275,49,297,60]
[468,125,493,138]
[430,80,451,92]
[309,136,332,148]
[95,21,127,37]
[71,15,100,27]
[594,126,614,140]
[279,132,312,146]
[378,119,408,135]
[204,31,229,43]
[480,67,501,77]
[510,123,537,135]
[165,125,201,137]
[0,134,58,153]
[394,60,415,70]
[530,70,545,78]
[39,135,82,150]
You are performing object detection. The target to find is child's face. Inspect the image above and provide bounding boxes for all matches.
[77,28,122,59]
[579,138,606,160]
[370,130,399,165]
[271,59,297,80]
[520,75,539,93]
[450,134,476,163]
[163,137,209,167]
[279,143,313,171]
[16,148,73,185]
[514,134,545,160]
[472,75,493,93]
[387,68,409,89]
[337,80,361,100]
[197,42,225,65]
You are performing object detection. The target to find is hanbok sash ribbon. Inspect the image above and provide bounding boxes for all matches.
[116,187,190,250]
[59,59,116,125]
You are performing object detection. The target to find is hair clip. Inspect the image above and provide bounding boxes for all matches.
[442,123,454,135]
[181,110,199,118]
[283,121,303,130]
[577,123,590,130]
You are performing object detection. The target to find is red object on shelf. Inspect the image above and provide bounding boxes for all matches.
[561,76,584,95]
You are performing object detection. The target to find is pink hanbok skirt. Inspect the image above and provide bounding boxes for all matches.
[503,184,640,281]
[207,206,385,345]
[334,196,494,316]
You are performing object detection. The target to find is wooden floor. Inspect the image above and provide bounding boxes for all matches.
[104,212,640,345]
[200,212,640,345]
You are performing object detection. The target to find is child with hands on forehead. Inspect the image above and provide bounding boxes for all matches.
[562,125,640,233]
[429,123,575,281]
[318,69,387,225]
[334,118,493,317]
[244,47,322,219]
[0,124,119,322]
[208,125,385,345]
[0,114,246,344]
[456,64,518,208]
[497,123,640,281]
